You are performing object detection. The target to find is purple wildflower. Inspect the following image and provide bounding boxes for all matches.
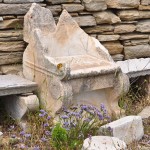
[97,112,104,120]
[61,115,69,119]
[40,109,46,113]
[20,144,26,149]
[24,133,31,138]
[43,123,49,127]
[47,116,51,120]
[88,134,92,140]
[33,146,40,150]
[20,131,25,136]
[39,113,45,117]
[11,134,16,138]
[41,137,47,142]
[81,105,87,110]
[107,126,113,132]
[45,130,51,136]
[83,118,91,123]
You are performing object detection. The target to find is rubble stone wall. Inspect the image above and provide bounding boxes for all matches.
[0,0,150,74]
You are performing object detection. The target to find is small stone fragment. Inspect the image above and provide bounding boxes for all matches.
[99,116,144,144]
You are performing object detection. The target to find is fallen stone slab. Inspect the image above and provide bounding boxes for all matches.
[117,58,150,78]
[138,106,150,119]
[0,75,37,96]
[82,136,127,150]
[99,116,144,144]
[4,0,44,3]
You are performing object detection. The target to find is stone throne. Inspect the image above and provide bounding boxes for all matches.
[23,3,129,116]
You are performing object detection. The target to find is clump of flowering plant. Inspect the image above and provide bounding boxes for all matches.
[51,104,111,150]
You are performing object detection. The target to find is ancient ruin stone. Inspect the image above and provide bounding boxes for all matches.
[23,3,129,116]
[99,116,144,144]
[82,136,127,150]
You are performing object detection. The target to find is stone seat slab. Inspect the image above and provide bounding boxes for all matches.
[0,75,37,96]
[117,58,150,78]
[54,55,120,79]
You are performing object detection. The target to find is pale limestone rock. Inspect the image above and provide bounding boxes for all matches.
[106,0,140,9]
[138,106,150,119]
[136,20,150,32]
[117,58,150,78]
[124,44,150,59]
[102,41,123,55]
[94,11,121,24]
[122,39,149,46]
[0,41,25,52]
[120,33,149,40]
[4,95,39,120]
[4,0,44,3]
[118,10,150,21]
[83,0,107,11]
[112,54,124,61]
[114,24,136,33]
[23,3,129,116]
[0,64,22,75]
[0,52,23,65]
[141,0,150,5]
[46,5,62,16]
[62,4,84,12]
[98,35,120,42]
[0,17,3,22]
[73,16,96,26]
[84,25,114,34]
[99,116,144,144]
[0,19,23,29]
[82,136,127,150]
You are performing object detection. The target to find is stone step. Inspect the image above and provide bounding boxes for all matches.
[0,75,37,96]
[117,58,150,78]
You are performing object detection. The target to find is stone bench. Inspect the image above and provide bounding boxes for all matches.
[0,74,39,120]
[0,74,37,96]
[117,58,150,78]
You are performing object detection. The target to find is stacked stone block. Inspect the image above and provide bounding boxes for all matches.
[0,0,150,74]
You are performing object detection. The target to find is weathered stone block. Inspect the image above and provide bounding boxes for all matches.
[0,19,23,29]
[141,0,150,5]
[136,20,150,32]
[120,33,149,40]
[73,16,96,26]
[138,106,150,119]
[0,41,25,52]
[82,136,127,150]
[51,0,74,4]
[0,52,23,65]
[0,17,3,22]
[62,4,84,12]
[139,5,150,10]
[124,44,150,59]
[0,64,22,75]
[0,4,45,15]
[46,5,62,16]
[114,24,136,33]
[106,0,140,9]
[94,11,121,24]
[84,25,114,34]
[112,54,124,61]
[118,10,150,20]
[4,0,44,3]
[83,0,107,11]
[99,116,144,144]
[102,41,123,55]
[4,94,39,120]
[122,39,149,46]
[98,35,120,42]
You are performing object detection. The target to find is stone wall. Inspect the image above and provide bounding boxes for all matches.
[0,0,150,74]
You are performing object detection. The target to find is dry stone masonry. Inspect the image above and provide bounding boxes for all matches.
[0,0,150,74]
